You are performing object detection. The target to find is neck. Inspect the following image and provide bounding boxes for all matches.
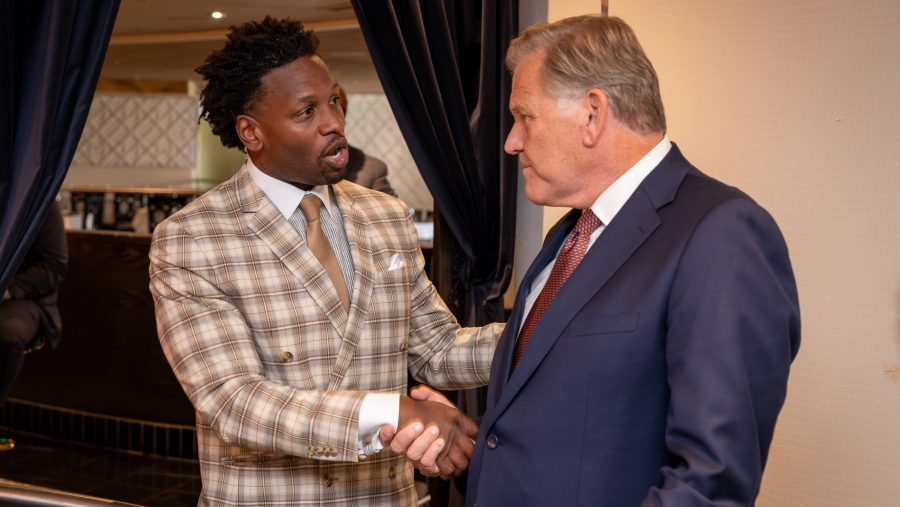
[575,129,663,208]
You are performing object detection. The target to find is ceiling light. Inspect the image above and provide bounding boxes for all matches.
[211,11,225,20]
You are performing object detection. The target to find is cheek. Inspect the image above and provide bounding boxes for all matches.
[287,139,316,163]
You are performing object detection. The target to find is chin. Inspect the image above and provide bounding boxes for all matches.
[523,184,549,207]
[321,167,347,185]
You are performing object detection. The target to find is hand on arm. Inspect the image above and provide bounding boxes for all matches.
[381,385,476,478]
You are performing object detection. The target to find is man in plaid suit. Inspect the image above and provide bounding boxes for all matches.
[149,18,502,505]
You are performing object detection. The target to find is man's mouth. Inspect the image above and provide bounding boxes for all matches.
[321,139,349,169]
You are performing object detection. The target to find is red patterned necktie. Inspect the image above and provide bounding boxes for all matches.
[511,209,602,372]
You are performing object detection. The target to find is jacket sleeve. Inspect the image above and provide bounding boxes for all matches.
[642,198,800,506]
[149,218,367,462]
[401,212,504,389]
[7,202,68,300]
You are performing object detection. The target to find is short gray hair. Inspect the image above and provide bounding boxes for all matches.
[507,15,666,134]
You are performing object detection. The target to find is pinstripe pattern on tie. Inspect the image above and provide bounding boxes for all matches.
[295,193,351,310]
[288,188,355,296]
[149,168,504,505]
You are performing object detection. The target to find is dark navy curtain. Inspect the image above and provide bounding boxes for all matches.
[350,0,517,327]
[351,2,517,503]
[0,0,120,292]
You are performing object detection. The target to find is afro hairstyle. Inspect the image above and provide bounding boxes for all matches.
[195,17,320,149]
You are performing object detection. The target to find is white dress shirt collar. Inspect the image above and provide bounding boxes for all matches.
[246,158,333,220]
[589,137,672,226]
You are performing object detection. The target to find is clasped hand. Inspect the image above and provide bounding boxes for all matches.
[380,385,477,479]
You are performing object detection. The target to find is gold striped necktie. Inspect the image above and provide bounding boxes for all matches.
[299,194,350,310]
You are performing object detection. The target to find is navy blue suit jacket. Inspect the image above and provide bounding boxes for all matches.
[467,145,800,506]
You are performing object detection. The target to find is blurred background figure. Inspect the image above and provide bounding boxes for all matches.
[0,201,68,451]
[338,85,397,196]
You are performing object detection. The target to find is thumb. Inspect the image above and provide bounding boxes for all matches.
[379,424,396,444]
[411,385,455,407]
[409,385,433,401]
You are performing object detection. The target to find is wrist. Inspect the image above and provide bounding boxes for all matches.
[397,396,413,427]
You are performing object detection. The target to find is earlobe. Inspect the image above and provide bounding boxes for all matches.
[236,115,262,152]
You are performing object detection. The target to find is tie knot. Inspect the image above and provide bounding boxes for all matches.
[299,194,322,222]
[575,209,601,234]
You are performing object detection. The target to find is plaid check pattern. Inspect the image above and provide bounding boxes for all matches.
[149,167,503,506]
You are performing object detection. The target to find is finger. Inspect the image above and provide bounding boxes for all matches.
[389,422,424,454]
[418,463,443,477]
[418,436,446,469]
[406,426,441,461]
[457,431,475,459]
[410,385,455,407]
[436,455,456,477]
[461,414,479,441]
[409,385,432,401]
[379,424,395,445]
[446,438,472,471]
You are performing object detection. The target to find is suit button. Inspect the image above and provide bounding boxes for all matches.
[388,466,397,479]
[399,343,407,352]
[281,351,293,362]
[486,434,498,449]
[323,473,333,487]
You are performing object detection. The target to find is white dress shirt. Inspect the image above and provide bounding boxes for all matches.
[518,137,672,336]
[247,159,396,457]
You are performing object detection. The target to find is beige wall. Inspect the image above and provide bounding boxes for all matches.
[518,0,900,505]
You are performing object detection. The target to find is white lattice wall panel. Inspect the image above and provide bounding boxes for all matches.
[345,94,432,211]
[72,93,197,169]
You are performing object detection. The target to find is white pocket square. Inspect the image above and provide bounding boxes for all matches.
[387,254,406,271]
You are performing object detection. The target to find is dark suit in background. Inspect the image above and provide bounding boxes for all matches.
[0,201,67,405]
[337,85,397,198]
[345,145,397,197]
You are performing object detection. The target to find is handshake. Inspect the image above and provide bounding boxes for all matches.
[380,385,477,479]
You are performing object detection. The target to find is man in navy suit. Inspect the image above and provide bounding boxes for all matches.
[388,14,800,505]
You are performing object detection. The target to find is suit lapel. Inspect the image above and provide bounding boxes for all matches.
[235,168,348,335]
[489,212,579,395]
[326,182,375,389]
[484,146,692,426]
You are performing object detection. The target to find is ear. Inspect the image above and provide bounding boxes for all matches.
[236,114,263,152]
[582,88,609,147]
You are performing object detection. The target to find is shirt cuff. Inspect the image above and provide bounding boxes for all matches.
[357,393,399,458]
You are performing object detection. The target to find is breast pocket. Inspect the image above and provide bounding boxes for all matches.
[567,313,639,338]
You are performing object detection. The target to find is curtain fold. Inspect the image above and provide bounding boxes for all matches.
[351,0,517,329]
[0,0,120,292]
[352,5,517,502]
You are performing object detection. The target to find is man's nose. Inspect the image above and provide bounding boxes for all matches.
[504,124,523,155]
[320,105,345,135]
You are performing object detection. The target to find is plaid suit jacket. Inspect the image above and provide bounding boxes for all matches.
[149,167,502,506]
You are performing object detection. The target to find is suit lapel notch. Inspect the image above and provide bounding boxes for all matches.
[243,184,348,335]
